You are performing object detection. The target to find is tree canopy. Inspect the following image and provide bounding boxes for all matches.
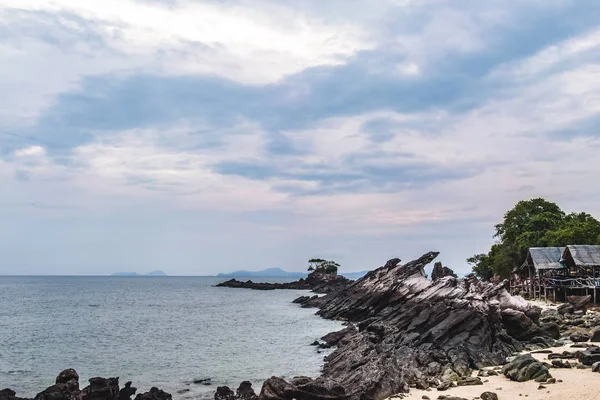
[308,259,340,274]
[469,198,600,280]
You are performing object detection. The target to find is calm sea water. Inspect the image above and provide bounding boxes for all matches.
[0,277,343,398]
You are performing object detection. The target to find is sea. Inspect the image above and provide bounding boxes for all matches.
[0,276,343,398]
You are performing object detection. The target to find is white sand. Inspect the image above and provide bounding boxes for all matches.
[395,345,600,400]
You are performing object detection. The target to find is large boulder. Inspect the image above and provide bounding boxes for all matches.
[78,378,119,400]
[118,383,137,400]
[35,370,84,400]
[214,387,235,400]
[133,388,171,400]
[568,295,591,312]
[578,347,600,366]
[570,332,591,343]
[502,354,552,382]
[590,329,600,343]
[235,382,257,400]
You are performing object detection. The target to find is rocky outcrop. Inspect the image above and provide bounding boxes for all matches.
[431,262,457,281]
[78,377,119,400]
[302,252,545,400]
[133,388,171,400]
[216,272,351,294]
[4,371,169,400]
[219,252,558,400]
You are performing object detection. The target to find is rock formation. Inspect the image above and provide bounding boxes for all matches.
[216,271,351,294]
[219,251,556,400]
[3,371,169,400]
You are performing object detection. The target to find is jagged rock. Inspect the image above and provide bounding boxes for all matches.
[578,347,600,365]
[293,296,317,304]
[133,388,171,400]
[34,372,84,400]
[568,295,591,312]
[590,329,600,342]
[502,354,552,382]
[118,382,137,400]
[430,263,457,281]
[56,370,79,387]
[259,376,346,400]
[235,382,257,400]
[570,332,590,342]
[480,393,498,400]
[78,377,119,400]
[214,387,235,400]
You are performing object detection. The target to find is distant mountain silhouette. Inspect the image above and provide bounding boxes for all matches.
[216,268,307,277]
[217,268,371,279]
[111,270,168,277]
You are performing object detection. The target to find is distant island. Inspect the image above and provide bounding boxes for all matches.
[216,267,370,279]
[111,270,168,277]
[217,268,306,278]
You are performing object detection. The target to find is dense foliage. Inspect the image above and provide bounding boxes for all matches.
[468,198,600,280]
[308,258,340,274]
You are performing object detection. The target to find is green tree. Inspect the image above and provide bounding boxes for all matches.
[494,198,564,267]
[471,198,600,280]
[543,212,600,246]
[308,259,340,274]
[467,253,493,281]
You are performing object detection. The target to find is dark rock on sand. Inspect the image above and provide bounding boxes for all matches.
[570,332,591,342]
[502,354,552,382]
[480,392,498,400]
[578,346,600,365]
[456,377,482,386]
[590,328,600,342]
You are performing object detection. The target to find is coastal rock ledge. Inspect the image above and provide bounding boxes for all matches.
[220,251,559,400]
[1,370,170,400]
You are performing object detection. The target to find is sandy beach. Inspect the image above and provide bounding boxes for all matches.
[395,344,600,400]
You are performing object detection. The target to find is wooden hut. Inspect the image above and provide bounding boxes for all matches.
[515,247,564,300]
[559,245,600,302]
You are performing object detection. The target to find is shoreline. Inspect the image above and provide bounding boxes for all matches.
[5,254,600,400]
[396,344,600,400]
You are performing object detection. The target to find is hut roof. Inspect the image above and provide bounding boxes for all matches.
[523,247,565,270]
[563,245,600,267]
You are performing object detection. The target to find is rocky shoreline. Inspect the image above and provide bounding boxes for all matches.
[5,252,600,400]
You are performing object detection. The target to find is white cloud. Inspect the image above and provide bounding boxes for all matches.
[14,145,46,157]
[0,0,372,127]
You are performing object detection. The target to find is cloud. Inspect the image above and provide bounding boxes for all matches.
[1,0,600,275]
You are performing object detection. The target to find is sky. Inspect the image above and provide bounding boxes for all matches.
[1,0,600,276]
